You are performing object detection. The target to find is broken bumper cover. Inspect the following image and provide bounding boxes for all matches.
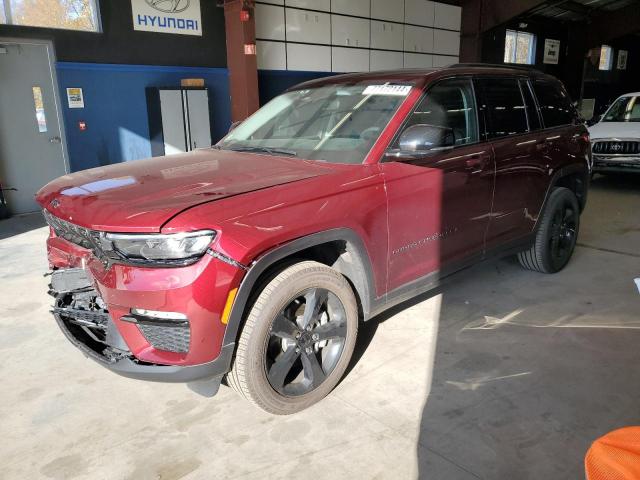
[49,268,233,386]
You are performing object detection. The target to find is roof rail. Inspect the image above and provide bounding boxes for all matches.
[450,63,543,73]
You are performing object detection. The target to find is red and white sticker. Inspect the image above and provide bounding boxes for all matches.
[363,85,412,96]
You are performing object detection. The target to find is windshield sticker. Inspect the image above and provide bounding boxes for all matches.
[363,85,412,96]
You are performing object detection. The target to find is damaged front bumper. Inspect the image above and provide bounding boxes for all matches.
[49,268,233,392]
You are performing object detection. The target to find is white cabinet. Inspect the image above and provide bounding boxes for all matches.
[405,0,435,27]
[370,50,403,71]
[257,40,287,70]
[148,88,211,157]
[371,21,403,51]
[332,47,369,72]
[287,43,331,71]
[434,2,461,30]
[404,52,433,68]
[433,29,460,55]
[331,0,369,17]
[371,0,404,23]
[332,15,369,48]
[286,8,331,44]
[255,3,285,40]
[286,0,330,11]
[404,25,434,53]
[432,55,458,67]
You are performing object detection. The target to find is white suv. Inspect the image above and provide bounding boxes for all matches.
[589,93,640,174]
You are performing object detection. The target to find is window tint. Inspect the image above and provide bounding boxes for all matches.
[475,78,528,138]
[519,79,541,131]
[395,78,478,148]
[532,81,576,128]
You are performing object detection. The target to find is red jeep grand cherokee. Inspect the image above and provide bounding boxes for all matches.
[37,65,591,414]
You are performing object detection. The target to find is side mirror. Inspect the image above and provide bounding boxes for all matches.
[228,120,242,133]
[398,124,455,152]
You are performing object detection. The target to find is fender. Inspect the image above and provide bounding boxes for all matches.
[535,162,589,231]
[221,228,377,350]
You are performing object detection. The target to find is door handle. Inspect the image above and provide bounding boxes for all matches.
[49,136,62,144]
[465,153,487,171]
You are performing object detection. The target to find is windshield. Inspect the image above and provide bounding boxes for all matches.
[603,96,640,122]
[217,83,413,164]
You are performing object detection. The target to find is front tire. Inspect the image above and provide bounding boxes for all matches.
[227,261,358,415]
[518,187,580,273]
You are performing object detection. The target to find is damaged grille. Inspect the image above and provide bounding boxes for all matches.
[49,268,130,364]
[43,209,101,250]
[137,324,191,353]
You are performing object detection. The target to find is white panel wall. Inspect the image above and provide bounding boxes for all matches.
[257,40,287,70]
[432,55,459,67]
[405,0,435,27]
[434,3,461,30]
[371,0,404,22]
[286,8,331,44]
[254,0,461,72]
[287,44,331,71]
[404,25,434,54]
[404,53,433,68]
[255,3,285,41]
[371,21,403,51]
[433,29,460,56]
[331,0,369,17]
[286,0,330,11]
[332,48,369,72]
[370,50,403,70]
[332,15,370,48]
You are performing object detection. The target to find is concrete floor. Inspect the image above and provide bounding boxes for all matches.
[1,175,639,480]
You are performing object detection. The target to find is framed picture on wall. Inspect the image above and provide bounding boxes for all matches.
[543,39,560,64]
[617,50,628,70]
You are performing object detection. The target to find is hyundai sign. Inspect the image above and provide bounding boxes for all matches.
[132,0,202,36]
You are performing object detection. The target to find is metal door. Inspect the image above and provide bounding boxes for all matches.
[0,39,68,214]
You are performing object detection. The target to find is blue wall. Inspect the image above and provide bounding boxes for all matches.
[258,70,336,105]
[56,63,231,172]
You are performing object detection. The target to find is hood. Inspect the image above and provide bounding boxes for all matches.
[37,149,333,232]
[588,121,640,140]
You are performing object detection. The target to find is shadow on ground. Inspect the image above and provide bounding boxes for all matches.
[0,212,46,240]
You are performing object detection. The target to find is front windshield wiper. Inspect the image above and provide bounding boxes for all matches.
[224,146,298,157]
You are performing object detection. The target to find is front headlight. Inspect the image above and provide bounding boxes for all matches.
[104,230,216,265]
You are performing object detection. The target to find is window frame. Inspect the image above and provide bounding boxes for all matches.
[0,0,102,33]
[384,75,482,159]
[473,75,535,141]
[531,79,578,130]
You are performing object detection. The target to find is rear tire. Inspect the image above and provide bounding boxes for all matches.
[518,187,580,273]
[227,261,358,415]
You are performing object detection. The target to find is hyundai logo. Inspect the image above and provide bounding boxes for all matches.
[145,0,190,13]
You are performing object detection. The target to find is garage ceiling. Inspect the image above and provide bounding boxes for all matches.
[526,0,639,21]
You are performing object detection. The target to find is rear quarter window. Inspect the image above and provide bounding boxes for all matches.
[532,81,577,128]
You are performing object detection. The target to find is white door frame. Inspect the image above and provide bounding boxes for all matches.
[0,37,70,174]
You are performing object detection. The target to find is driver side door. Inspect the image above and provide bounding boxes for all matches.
[381,77,496,293]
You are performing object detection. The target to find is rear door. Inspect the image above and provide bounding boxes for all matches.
[475,76,546,249]
[531,79,584,179]
[382,77,495,291]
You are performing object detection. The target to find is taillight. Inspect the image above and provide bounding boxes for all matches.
[581,133,591,143]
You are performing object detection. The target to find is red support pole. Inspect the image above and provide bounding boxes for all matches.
[223,0,259,123]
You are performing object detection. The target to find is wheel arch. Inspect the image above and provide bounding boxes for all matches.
[221,228,377,350]
[548,164,590,212]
